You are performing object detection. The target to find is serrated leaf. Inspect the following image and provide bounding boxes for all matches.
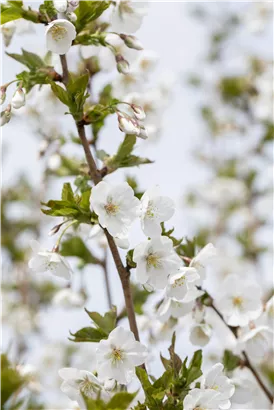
[1,6,22,24]
[50,82,71,106]
[61,183,75,202]
[75,1,110,32]
[79,188,91,211]
[69,326,106,342]
[107,392,137,409]
[115,135,136,162]
[6,49,45,70]
[85,306,117,334]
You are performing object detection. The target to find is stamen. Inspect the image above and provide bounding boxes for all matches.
[104,202,119,215]
[146,253,161,269]
[233,296,243,307]
[79,376,99,398]
[111,348,124,363]
[50,25,67,42]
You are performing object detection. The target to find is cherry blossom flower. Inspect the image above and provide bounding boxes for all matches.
[166,267,203,302]
[59,367,104,406]
[90,181,139,238]
[183,388,221,410]
[190,323,212,347]
[157,297,194,322]
[96,326,148,384]
[52,289,85,308]
[201,363,235,409]
[189,243,217,283]
[28,240,73,280]
[238,325,273,358]
[11,88,26,109]
[110,1,148,33]
[133,236,182,289]
[215,275,262,327]
[45,19,76,55]
[139,186,175,237]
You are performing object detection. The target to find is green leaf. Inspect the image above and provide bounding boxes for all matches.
[69,326,106,342]
[115,135,136,161]
[61,183,75,202]
[6,49,45,70]
[1,354,25,406]
[186,350,202,385]
[75,1,110,32]
[107,392,137,409]
[1,6,22,24]
[39,0,57,21]
[79,188,91,211]
[223,350,241,372]
[67,73,89,96]
[50,82,71,106]
[61,236,101,265]
[85,306,117,334]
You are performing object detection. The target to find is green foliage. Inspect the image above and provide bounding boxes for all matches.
[50,73,89,120]
[223,350,241,372]
[135,334,203,409]
[1,354,25,407]
[75,1,110,33]
[84,391,137,410]
[1,2,39,24]
[219,76,256,104]
[7,49,57,92]
[70,306,117,343]
[41,182,95,224]
[161,224,184,247]
[99,135,153,173]
[39,0,56,22]
[61,236,102,266]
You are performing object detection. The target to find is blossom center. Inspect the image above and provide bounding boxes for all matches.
[145,201,157,219]
[78,376,99,398]
[172,276,185,288]
[110,347,124,363]
[104,202,119,215]
[146,253,161,269]
[233,296,243,307]
[50,25,67,42]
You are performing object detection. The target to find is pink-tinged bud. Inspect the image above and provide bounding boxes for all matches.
[68,0,79,11]
[118,114,140,136]
[115,55,130,75]
[138,125,148,140]
[131,104,146,121]
[0,104,11,127]
[0,87,6,105]
[120,34,143,51]
[11,88,25,109]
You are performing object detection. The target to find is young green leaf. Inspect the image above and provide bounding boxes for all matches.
[85,306,117,334]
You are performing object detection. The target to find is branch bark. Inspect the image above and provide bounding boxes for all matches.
[60,55,141,342]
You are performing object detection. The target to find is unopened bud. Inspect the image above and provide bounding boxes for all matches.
[11,88,25,109]
[138,125,148,140]
[117,114,140,136]
[1,21,16,47]
[104,379,116,391]
[66,11,77,22]
[53,0,68,12]
[115,55,130,75]
[67,0,79,11]
[0,87,6,105]
[0,104,11,127]
[131,104,146,120]
[120,34,143,51]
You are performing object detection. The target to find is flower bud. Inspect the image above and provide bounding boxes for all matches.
[117,114,140,136]
[120,34,143,51]
[115,55,130,75]
[0,87,6,105]
[131,104,146,120]
[1,21,16,47]
[138,125,148,140]
[67,0,79,11]
[53,0,68,12]
[104,379,116,391]
[0,104,11,127]
[11,88,25,109]
[66,11,77,22]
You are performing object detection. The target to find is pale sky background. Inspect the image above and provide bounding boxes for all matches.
[1,2,273,408]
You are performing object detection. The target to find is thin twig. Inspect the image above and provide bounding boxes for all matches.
[59,54,141,342]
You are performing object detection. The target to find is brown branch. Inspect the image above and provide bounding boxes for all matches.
[59,54,141,342]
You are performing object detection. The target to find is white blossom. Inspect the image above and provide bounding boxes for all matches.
[190,323,212,347]
[45,19,76,55]
[166,267,203,302]
[190,243,217,283]
[120,34,143,51]
[183,388,221,410]
[238,325,273,358]
[53,289,85,308]
[133,236,182,289]
[215,275,262,327]
[0,21,16,47]
[59,367,104,406]
[264,295,274,326]
[158,297,194,322]
[115,55,130,75]
[28,240,73,280]
[90,181,139,237]
[117,113,140,135]
[53,0,68,12]
[110,1,148,33]
[96,326,147,384]
[131,104,146,120]
[201,363,235,409]
[139,186,175,237]
[11,88,26,109]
